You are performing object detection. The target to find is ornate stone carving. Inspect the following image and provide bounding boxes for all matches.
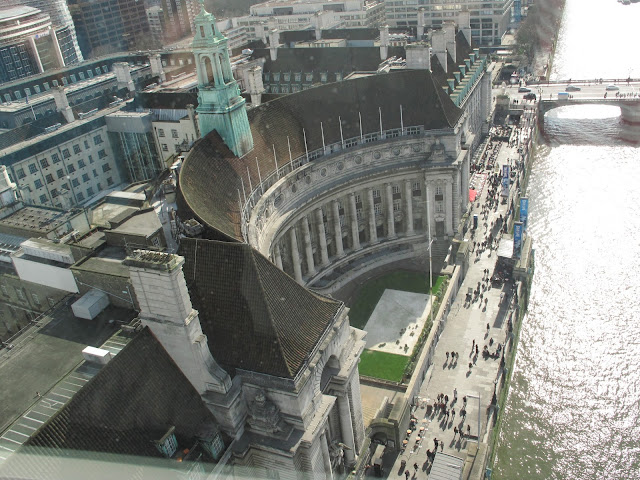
[247,390,284,434]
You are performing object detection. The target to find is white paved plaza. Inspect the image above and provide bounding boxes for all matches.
[364,289,432,356]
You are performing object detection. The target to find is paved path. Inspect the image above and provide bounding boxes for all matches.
[385,116,533,479]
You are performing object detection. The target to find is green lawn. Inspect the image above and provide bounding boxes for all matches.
[348,271,445,329]
[358,350,409,383]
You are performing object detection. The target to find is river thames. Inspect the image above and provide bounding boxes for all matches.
[492,0,640,479]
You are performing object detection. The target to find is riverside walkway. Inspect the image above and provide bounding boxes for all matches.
[382,110,535,480]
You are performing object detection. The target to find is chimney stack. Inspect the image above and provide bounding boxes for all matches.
[431,29,447,73]
[247,66,265,107]
[112,62,135,92]
[51,86,75,123]
[269,28,280,61]
[417,8,426,40]
[379,25,389,60]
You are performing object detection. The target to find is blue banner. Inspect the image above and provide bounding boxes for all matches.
[519,197,529,230]
[513,222,523,258]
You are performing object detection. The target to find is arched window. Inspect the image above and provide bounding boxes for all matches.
[202,56,215,85]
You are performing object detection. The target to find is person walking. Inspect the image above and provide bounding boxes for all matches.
[405,470,410,480]
[453,388,458,401]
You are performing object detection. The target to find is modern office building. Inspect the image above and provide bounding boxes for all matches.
[159,0,199,43]
[385,0,515,46]
[3,0,83,65]
[146,5,165,48]
[67,0,152,58]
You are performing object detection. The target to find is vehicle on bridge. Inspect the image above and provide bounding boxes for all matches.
[606,84,620,91]
[565,85,581,91]
[518,86,532,93]
[523,93,537,101]
[557,92,570,99]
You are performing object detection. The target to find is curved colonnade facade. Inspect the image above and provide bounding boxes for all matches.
[248,127,471,292]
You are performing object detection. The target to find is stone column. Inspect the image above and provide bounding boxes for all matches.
[348,374,365,452]
[290,228,303,283]
[367,188,378,244]
[385,183,396,239]
[273,243,283,269]
[320,429,333,480]
[337,393,356,465]
[404,180,414,235]
[349,193,361,251]
[453,171,461,231]
[445,179,454,235]
[315,208,329,266]
[302,216,316,276]
[332,200,344,257]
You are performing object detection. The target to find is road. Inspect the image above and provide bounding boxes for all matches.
[495,81,640,102]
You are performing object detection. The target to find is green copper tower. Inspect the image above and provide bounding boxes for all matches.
[192,0,253,157]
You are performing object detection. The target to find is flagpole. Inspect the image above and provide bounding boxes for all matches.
[426,185,434,327]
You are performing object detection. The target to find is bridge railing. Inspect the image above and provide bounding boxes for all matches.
[527,78,640,86]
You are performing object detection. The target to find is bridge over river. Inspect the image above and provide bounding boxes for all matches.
[536,97,640,132]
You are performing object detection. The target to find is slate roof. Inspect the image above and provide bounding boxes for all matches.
[255,46,406,76]
[178,68,462,240]
[179,238,342,378]
[1,328,222,479]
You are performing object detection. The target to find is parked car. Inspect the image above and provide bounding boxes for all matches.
[565,85,581,91]
[518,86,532,93]
[523,92,537,101]
[605,84,620,91]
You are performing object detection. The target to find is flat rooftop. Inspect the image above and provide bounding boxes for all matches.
[0,6,39,22]
[0,302,135,435]
[0,206,82,236]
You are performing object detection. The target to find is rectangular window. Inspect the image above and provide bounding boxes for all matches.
[16,168,25,179]
[72,178,80,187]
[31,293,40,305]
[45,174,54,184]
[93,169,98,178]
[39,194,48,203]
[82,173,90,182]
[374,203,382,215]
[67,164,75,174]
[158,129,165,137]
[87,187,94,197]
[34,179,43,189]
[436,201,444,213]
[372,189,380,198]
[62,149,71,158]
[56,168,64,179]
[162,144,168,151]
[98,150,107,159]
[40,158,49,169]
[78,159,86,168]
[102,163,111,172]
[355,194,361,204]
[107,177,114,186]
[393,199,401,212]
[413,182,421,191]
[29,163,37,174]
[392,185,400,195]
[51,189,59,198]
[88,154,93,163]
[76,192,84,202]
[43,82,50,90]
[171,129,178,138]
[84,140,90,149]
[73,144,81,154]
[51,153,60,163]
[93,134,103,145]
[435,186,443,196]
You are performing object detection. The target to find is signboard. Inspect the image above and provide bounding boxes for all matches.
[501,164,510,196]
[520,197,529,230]
[513,222,523,258]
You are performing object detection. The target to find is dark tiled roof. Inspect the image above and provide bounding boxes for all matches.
[136,92,199,110]
[0,112,67,152]
[280,28,380,45]
[2,328,221,478]
[179,69,461,240]
[256,46,405,75]
[179,238,342,378]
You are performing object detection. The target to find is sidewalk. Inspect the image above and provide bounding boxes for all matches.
[385,122,530,479]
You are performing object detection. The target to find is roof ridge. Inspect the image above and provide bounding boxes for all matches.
[247,246,295,378]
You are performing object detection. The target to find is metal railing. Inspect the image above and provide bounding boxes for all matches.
[239,124,453,242]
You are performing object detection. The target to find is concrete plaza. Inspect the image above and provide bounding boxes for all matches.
[365,290,432,356]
